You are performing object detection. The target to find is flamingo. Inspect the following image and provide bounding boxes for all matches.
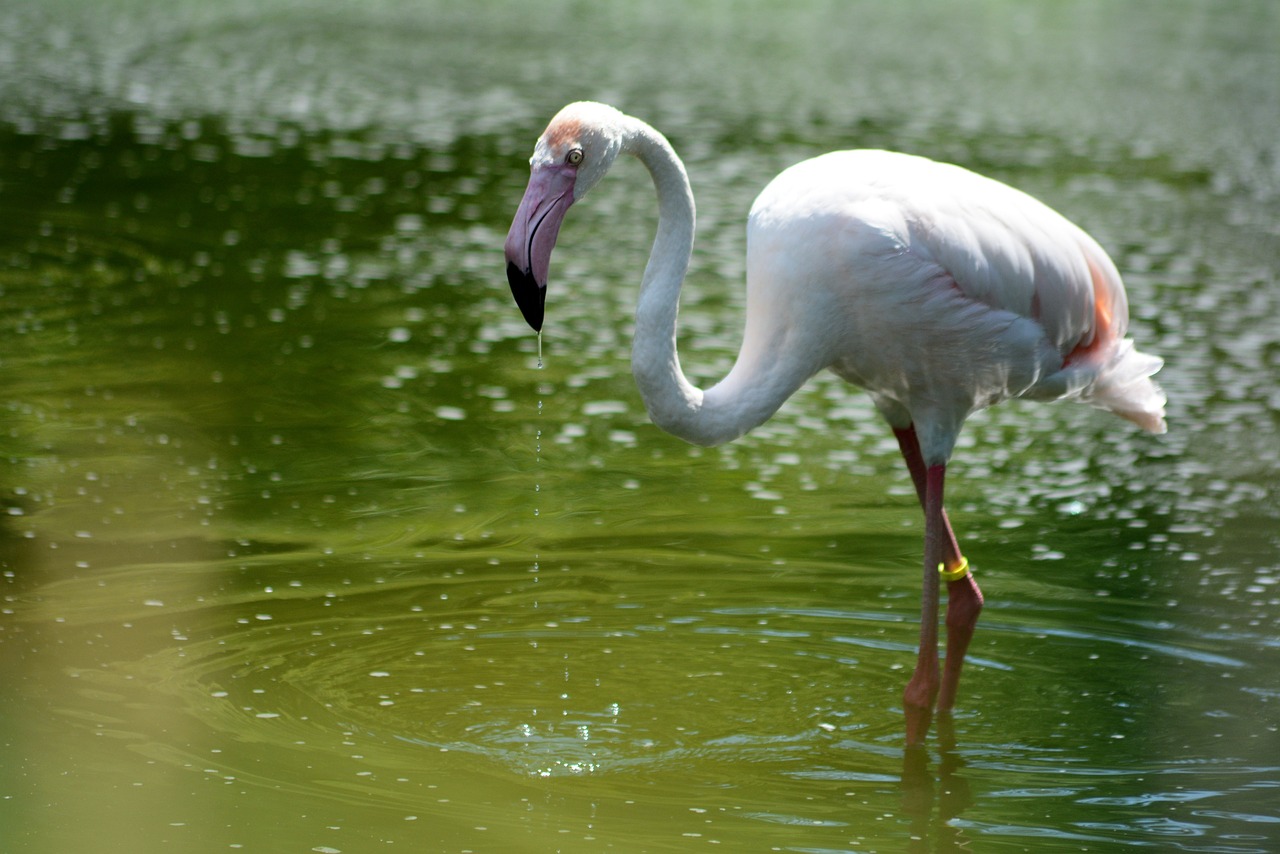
[503,102,1166,745]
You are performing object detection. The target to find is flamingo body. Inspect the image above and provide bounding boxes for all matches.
[504,102,1165,744]
[740,149,1165,464]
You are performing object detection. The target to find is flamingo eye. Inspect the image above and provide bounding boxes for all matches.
[566,148,584,166]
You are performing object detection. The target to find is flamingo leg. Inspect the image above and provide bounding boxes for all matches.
[902,461,944,744]
[893,427,984,743]
[893,427,962,564]
[939,564,983,713]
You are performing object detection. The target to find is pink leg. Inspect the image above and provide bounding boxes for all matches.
[939,573,982,713]
[893,426,962,564]
[902,462,945,745]
[893,427,984,739]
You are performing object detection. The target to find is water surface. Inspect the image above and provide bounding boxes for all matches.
[2,1,1278,851]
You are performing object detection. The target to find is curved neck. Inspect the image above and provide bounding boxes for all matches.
[622,120,806,447]
[622,122,707,442]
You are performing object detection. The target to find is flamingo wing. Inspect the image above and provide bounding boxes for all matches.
[813,151,1116,357]
[745,150,1164,450]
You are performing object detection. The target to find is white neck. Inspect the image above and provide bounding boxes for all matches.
[622,119,807,447]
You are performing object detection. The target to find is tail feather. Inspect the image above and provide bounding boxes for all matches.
[1061,246,1166,433]
[1080,339,1167,433]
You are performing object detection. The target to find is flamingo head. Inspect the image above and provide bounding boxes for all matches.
[504,102,627,331]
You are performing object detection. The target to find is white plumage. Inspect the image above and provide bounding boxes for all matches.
[740,149,1165,463]
[504,102,1165,744]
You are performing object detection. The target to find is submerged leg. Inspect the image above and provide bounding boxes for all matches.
[893,427,984,735]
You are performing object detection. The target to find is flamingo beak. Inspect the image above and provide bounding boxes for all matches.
[504,166,577,332]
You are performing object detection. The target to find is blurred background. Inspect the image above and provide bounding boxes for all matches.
[1,1,1277,851]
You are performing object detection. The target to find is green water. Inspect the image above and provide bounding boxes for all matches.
[2,1,1278,851]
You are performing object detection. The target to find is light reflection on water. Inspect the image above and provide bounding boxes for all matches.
[2,0,1279,851]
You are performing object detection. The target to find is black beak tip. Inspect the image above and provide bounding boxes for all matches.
[506,261,545,332]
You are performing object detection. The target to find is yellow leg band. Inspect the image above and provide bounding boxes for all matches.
[938,556,970,582]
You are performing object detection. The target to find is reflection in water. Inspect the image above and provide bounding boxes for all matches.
[2,0,1279,851]
[901,719,976,853]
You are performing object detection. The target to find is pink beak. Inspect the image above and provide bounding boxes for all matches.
[504,166,577,331]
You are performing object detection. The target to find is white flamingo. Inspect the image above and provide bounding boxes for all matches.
[504,102,1166,744]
